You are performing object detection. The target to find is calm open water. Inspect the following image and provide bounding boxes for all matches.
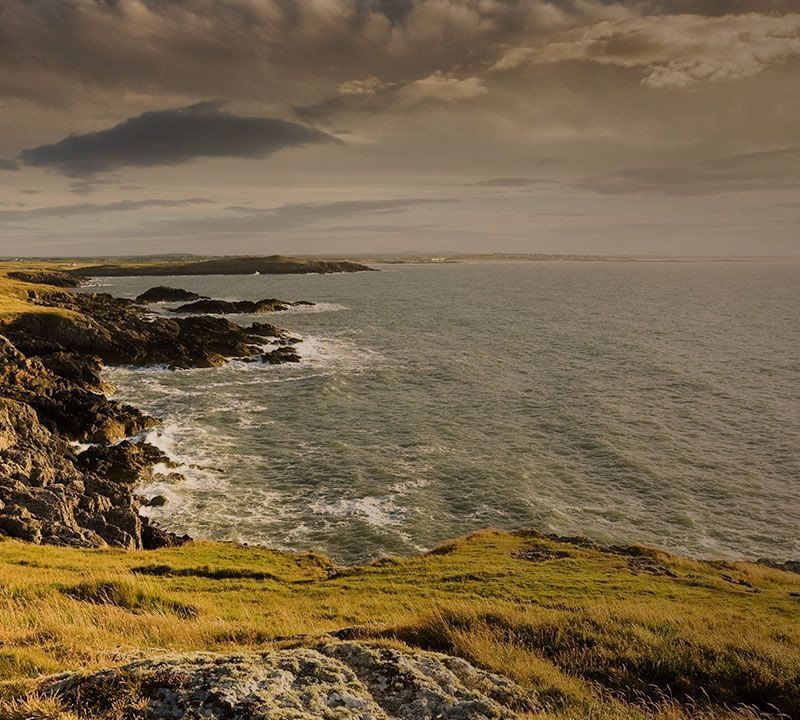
[86,261,800,563]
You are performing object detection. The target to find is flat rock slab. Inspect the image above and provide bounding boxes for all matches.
[39,641,536,719]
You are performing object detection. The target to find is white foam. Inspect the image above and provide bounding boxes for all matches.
[309,495,406,528]
[282,302,348,315]
[295,335,382,373]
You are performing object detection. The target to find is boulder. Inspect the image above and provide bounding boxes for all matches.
[39,642,535,719]
[261,346,301,364]
[135,286,205,303]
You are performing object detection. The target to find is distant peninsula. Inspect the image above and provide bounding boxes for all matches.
[70,255,375,277]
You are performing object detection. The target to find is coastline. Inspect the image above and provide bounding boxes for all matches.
[1,263,799,719]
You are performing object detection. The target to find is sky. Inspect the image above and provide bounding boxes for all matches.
[0,0,799,257]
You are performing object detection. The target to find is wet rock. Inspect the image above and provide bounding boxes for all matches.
[0,337,182,550]
[4,293,268,369]
[145,494,168,507]
[135,286,205,303]
[172,297,313,314]
[39,642,535,719]
[247,322,291,338]
[261,346,301,364]
[76,441,169,485]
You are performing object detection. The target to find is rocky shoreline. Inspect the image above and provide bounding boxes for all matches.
[0,272,306,550]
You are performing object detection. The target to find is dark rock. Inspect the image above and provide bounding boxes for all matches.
[261,346,301,364]
[77,442,169,485]
[4,293,269,369]
[0,336,179,550]
[757,559,800,575]
[145,494,168,507]
[172,298,313,314]
[246,322,288,338]
[135,286,205,303]
[142,523,190,550]
[36,351,110,393]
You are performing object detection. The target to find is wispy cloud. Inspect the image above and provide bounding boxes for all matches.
[579,147,800,194]
[0,198,214,223]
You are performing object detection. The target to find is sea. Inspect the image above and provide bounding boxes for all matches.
[81,261,800,564]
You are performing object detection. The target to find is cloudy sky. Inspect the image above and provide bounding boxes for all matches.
[1,0,799,257]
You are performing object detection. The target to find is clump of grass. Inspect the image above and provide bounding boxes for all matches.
[376,602,800,718]
[62,576,198,619]
[0,697,79,720]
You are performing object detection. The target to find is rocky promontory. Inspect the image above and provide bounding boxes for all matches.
[0,272,305,549]
[172,297,314,314]
[39,641,534,719]
[4,290,297,369]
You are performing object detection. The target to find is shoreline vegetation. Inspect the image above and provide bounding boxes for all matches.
[0,261,798,719]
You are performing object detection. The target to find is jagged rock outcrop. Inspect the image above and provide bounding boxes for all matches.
[261,346,301,364]
[0,335,155,443]
[4,292,298,369]
[172,298,314,314]
[0,334,183,549]
[0,395,177,548]
[0,277,306,549]
[39,642,536,719]
[136,286,206,303]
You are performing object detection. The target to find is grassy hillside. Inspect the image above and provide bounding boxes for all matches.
[0,264,81,321]
[1,531,798,719]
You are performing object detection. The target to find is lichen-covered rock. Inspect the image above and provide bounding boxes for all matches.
[39,642,536,719]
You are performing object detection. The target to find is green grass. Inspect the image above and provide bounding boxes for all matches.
[0,263,83,322]
[0,531,797,719]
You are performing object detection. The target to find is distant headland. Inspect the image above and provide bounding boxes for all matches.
[67,255,376,277]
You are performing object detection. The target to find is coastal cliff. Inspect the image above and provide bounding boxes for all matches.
[0,265,798,720]
[0,269,305,550]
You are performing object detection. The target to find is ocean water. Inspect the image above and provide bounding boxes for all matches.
[84,262,800,563]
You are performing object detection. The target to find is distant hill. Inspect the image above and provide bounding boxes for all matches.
[71,255,376,277]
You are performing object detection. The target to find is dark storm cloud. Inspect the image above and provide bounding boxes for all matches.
[18,103,341,177]
[580,147,800,195]
[0,159,20,170]
[0,198,214,223]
